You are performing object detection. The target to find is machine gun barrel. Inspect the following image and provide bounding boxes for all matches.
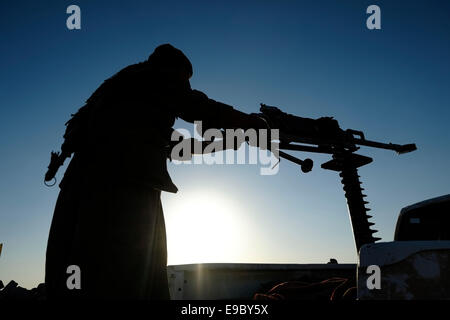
[259,104,416,155]
[351,138,416,154]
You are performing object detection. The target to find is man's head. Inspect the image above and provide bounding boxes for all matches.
[147,44,193,81]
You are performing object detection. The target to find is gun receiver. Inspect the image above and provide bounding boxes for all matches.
[259,103,417,252]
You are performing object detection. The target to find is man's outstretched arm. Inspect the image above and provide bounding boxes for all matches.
[177,89,266,132]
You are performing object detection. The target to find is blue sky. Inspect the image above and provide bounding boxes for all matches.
[1,0,449,289]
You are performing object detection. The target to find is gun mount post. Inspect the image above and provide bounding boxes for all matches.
[322,151,381,252]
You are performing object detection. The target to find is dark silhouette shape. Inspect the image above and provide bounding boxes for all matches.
[256,105,416,252]
[0,281,46,301]
[327,258,338,264]
[45,44,265,299]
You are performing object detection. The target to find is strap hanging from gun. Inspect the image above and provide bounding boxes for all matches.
[44,104,89,187]
[44,151,71,186]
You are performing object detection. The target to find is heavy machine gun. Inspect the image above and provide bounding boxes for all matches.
[257,104,417,252]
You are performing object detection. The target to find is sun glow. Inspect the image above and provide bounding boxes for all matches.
[165,191,247,265]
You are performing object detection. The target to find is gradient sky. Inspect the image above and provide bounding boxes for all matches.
[1,0,449,289]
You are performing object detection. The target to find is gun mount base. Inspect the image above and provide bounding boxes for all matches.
[322,152,381,252]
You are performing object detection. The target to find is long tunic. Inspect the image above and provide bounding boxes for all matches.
[45,62,233,299]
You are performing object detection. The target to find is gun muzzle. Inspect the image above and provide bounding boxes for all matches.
[396,143,417,154]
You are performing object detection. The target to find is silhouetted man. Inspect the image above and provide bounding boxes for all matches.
[45,44,265,299]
